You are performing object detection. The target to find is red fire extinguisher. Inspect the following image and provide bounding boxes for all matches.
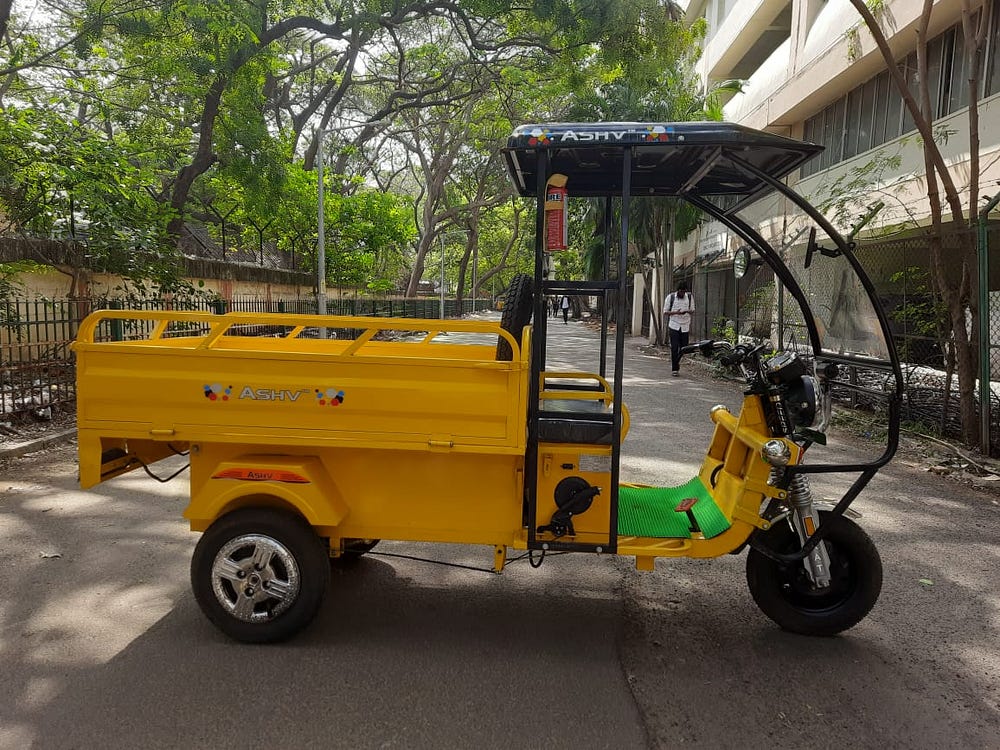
[545,174,568,251]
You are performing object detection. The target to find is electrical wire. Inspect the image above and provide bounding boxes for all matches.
[139,459,190,483]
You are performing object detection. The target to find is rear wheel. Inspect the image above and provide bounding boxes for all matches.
[746,511,882,636]
[191,508,330,643]
[496,273,534,361]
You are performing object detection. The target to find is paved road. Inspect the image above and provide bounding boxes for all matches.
[1,316,998,748]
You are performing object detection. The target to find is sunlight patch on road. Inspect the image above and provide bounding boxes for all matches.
[620,455,701,480]
[23,583,178,666]
[15,676,60,712]
[0,723,35,750]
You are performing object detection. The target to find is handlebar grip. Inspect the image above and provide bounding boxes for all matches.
[679,344,700,354]
[720,344,750,367]
[719,352,740,367]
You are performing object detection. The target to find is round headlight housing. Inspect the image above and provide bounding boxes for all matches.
[784,374,817,428]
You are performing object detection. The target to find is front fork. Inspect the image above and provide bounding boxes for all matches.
[771,467,832,587]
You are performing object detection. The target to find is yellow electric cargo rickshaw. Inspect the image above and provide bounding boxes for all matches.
[73,122,903,643]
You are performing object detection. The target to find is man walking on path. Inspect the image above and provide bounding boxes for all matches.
[561,295,570,324]
[664,281,694,376]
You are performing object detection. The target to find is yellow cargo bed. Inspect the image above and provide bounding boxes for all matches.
[74,310,530,491]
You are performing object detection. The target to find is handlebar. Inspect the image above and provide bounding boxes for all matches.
[679,339,731,357]
[681,339,770,365]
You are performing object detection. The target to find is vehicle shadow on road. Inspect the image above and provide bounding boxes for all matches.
[22,546,647,749]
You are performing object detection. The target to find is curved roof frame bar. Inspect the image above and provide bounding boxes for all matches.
[683,194,824,356]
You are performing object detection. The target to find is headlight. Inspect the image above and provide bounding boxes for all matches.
[784,375,817,428]
[765,351,808,384]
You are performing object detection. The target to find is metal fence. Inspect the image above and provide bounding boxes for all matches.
[179,225,301,271]
[0,294,492,424]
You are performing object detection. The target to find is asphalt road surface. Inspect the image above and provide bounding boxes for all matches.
[1,315,998,749]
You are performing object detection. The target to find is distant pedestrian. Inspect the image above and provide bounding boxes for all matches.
[552,297,559,318]
[664,281,694,376]
[561,295,570,324]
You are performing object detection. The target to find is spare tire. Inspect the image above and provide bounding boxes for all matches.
[496,273,534,361]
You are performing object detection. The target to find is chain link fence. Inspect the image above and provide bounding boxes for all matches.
[684,223,1000,453]
[179,225,302,271]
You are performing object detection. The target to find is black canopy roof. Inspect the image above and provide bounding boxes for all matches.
[503,122,822,201]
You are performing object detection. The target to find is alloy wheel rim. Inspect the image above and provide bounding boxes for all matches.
[211,534,301,623]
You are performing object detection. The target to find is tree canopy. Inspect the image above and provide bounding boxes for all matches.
[0,0,710,295]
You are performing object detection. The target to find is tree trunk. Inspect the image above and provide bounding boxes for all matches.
[166,77,227,238]
[851,0,986,445]
[406,231,435,297]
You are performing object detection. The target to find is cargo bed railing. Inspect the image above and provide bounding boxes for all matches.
[74,310,523,361]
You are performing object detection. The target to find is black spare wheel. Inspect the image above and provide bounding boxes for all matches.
[496,273,534,361]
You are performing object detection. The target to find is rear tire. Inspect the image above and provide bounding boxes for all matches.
[496,273,534,361]
[746,511,882,636]
[191,508,330,643]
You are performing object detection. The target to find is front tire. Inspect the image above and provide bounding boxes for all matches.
[746,511,882,636]
[191,508,330,643]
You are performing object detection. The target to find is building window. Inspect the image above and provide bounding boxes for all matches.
[802,11,994,177]
[900,52,918,134]
[860,78,877,153]
[987,0,1000,95]
[844,88,863,159]
[885,71,904,140]
[872,72,890,145]
[942,28,969,114]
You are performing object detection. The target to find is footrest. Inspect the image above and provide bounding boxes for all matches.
[618,477,731,539]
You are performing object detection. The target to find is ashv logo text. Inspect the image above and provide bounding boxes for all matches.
[239,387,311,401]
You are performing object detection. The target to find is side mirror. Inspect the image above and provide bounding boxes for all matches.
[804,227,817,269]
[733,246,751,279]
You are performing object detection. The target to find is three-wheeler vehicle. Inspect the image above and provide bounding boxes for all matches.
[74,122,902,642]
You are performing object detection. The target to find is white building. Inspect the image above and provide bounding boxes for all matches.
[680,0,1000,266]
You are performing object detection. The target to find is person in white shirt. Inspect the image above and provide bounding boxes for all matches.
[663,281,694,376]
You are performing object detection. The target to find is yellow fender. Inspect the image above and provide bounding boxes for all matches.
[185,454,349,534]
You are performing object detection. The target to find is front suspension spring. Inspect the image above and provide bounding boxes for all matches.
[786,472,812,509]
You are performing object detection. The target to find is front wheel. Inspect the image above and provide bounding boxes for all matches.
[191,508,330,643]
[746,511,882,636]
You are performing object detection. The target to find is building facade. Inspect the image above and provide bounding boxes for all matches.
[683,0,1000,260]
[675,0,1000,448]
